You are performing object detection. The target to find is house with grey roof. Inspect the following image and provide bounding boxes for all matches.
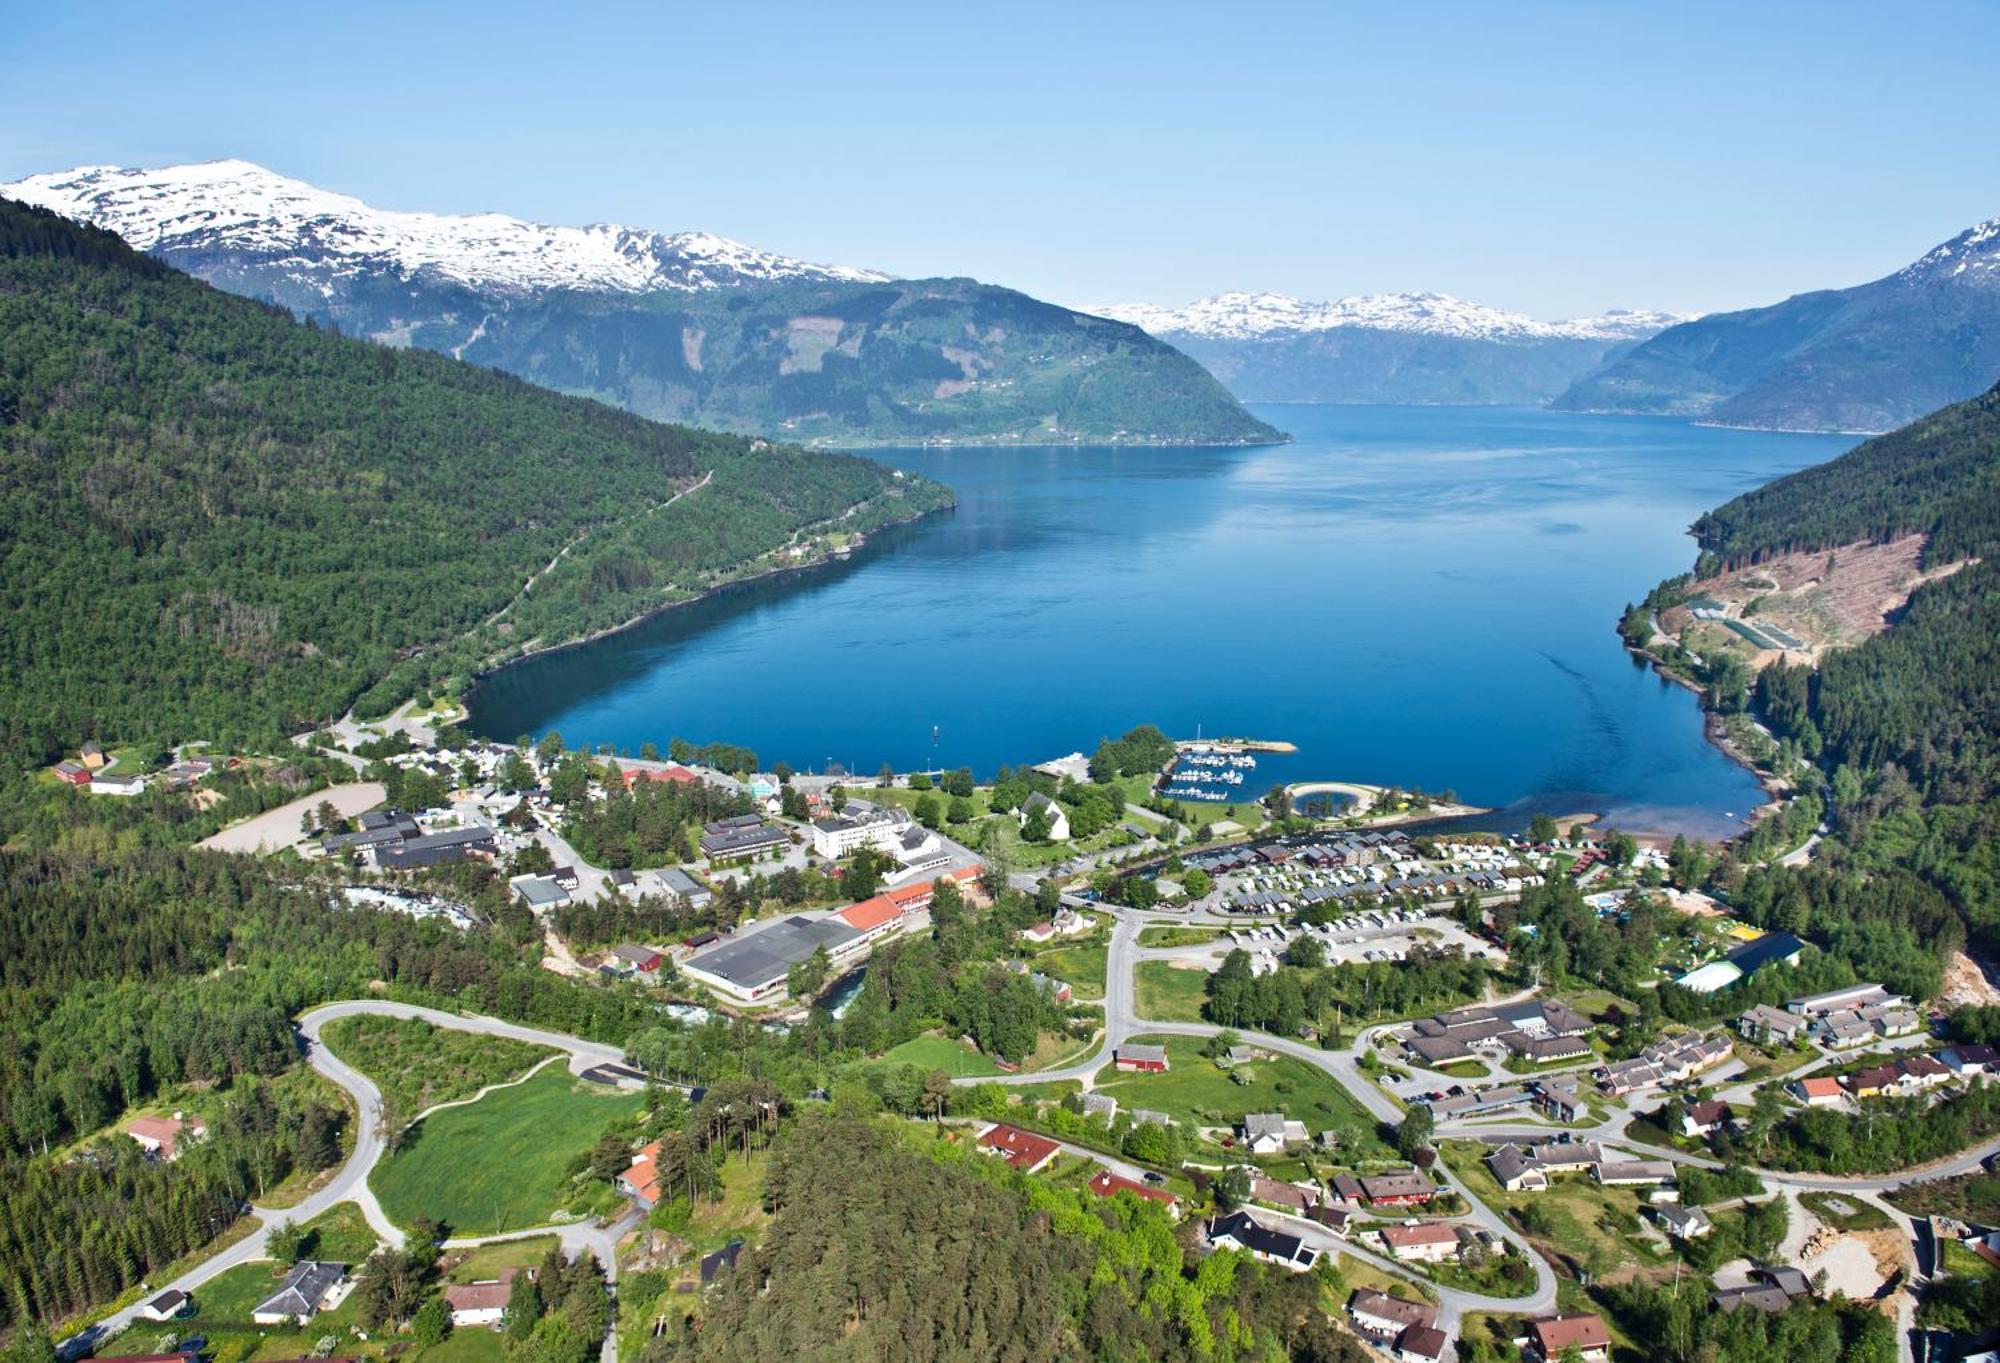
[252,1261,350,1325]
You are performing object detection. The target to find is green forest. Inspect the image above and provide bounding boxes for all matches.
[1626,379,2000,961]
[0,196,950,756]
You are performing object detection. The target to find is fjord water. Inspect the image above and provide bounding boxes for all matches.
[470,405,1849,838]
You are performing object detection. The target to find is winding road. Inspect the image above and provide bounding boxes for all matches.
[70,1002,640,1363]
[75,910,1993,1363]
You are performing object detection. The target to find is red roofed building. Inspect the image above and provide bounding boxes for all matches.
[622,764,699,787]
[443,1269,532,1327]
[978,1122,1060,1173]
[1791,1075,1845,1106]
[618,1139,665,1207]
[1376,1222,1461,1263]
[1526,1313,1611,1363]
[1087,1167,1179,1216]
[127,1115,207,1160]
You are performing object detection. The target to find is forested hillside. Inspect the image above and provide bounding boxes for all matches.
[1690,381,2000,571]
[0,197,949,753]
[644,1115,1366,1363]
[1639,382,2000,957]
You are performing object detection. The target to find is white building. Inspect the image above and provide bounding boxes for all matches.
[1019,791,1071,841]
[810,803,911,858]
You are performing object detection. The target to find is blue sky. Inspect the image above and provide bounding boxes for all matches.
[5,1,1995,317]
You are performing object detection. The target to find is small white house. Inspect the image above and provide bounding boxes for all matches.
[1020,791,1071,841]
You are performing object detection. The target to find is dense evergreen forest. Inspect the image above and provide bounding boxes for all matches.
[0,197,949,753]
[1630,380,2000,960]
[643,1115,1367,1363]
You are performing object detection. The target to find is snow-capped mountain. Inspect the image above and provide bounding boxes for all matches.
[1090,291,1688,408]
[1093,290,1689,344]
[2,160,891,295]
[1897,215,2000,286]
[1560,214,2000,432]
[0,160,1275,447]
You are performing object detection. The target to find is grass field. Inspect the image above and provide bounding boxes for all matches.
[294,1201,382,1263]
[1134,961,1210,1021]
[872,1033,1002,1077]
[1335,1253,1438,1303]
[1798,1191,1891,1232]
[1029,940,1109,1000]
[188,1261,289,1324]
[321,1015,556,1125]
[372,1066,644,1235]
[1444,1139,1671,1282]
[1137,925,1223,948]
[1092,1036,1388,1156]
[446,1236,561,1283]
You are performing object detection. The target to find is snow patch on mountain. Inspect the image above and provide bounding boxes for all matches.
[1898,216,2000,284]
[1093,290,1691,343]
[3,160,892,295]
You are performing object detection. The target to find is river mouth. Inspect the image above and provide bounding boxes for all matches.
[467,404,1849,839]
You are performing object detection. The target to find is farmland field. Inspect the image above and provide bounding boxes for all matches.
[372,1066,643,1235]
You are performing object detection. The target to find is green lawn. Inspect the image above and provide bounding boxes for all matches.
[371,1066,644,1235]
[1798,1191,1891,1233]
[295,1201,382,1263]
[1134,961,1210,1022]
[1137,925,1224,948]
[447,1236,561,1283]
[1335,1254,1438,1304]
[1029,940,1109,1000]
[413,1329,508,1363]
[873,1033,1002,1078]
[1444,1139,1672,1283]
[1091,1036,1388,1157]
[188,1261,289,1324]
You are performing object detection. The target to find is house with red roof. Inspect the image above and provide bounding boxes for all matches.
[977,1122,1060,1173]
[1087,1167,1179,1216]
[443,1268,533,1327]
[1377,1222,1462,1263]
[618,1139,665,1207]
[621,764,699,787]
[1524,1313,1610,1363]
[127,1114,207,1160]
[1789,1075,1845,1106]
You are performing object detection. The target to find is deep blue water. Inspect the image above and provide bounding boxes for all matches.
[468,404,1851,838]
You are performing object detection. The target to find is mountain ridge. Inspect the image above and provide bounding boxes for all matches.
[4,161,1279,448]
[1092,290,1685,408]
[0,193,951,742]
[4,159,891,295]
[1556,215,2000,433]
[1093,289,1689,343]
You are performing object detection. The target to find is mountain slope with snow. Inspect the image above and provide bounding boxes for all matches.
[3,161,1277,447]
[1092,290,1686,407]
[1094,290,1686,344]
[3,160,888,294]
[1555,216,2000,432]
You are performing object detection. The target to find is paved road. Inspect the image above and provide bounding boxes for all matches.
[956,905,1556,1346]
[67,1002,638,1361]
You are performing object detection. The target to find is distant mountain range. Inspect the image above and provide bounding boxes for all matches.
[1093,291,1689,407]
[1554,217,2000,432]
[4,161,1277,448]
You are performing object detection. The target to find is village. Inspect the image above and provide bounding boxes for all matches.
[42,715,2000,1363]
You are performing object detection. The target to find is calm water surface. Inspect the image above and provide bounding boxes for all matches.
[470,405,1850,838]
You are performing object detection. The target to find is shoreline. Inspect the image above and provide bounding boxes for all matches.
[1620,636,1789,837]
[805,432,1292,451]
[463,499,955,718]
